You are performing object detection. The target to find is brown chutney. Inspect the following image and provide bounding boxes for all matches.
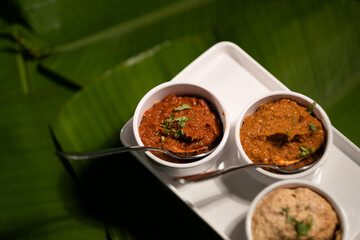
[251,187,341,240]
[139,94,223,163]
[240,99,325,167]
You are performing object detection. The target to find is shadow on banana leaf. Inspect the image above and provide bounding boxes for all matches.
[54,137,222,239]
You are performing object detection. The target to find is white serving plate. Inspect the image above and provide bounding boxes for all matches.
[120,42,360,240]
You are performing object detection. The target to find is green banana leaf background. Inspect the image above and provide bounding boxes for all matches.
[1,0,359,239]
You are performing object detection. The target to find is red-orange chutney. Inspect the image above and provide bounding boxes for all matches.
[139,94,223,163]
[240,99,325,168]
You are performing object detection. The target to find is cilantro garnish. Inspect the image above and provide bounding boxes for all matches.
[307,101,317,114]
[189,113,196,120]
[295,215,313,236]
[174,129,184,139]
[282,207,291,222]
[286,129,290,138]
[310,122,317,133]
[173,116,189,128]
[292,115,296,126]
[174,104,192,111]
[160,112,194,139]
[297,146,315,159]
[161,114,175,129]
[281,206,313,237]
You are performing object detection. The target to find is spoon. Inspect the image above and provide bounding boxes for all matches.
[56,146,215,161]
[175,162,316,184]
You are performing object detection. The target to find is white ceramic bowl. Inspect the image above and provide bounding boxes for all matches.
[246,180,347,240]
[235,91,333,184]
[133,81,230,176]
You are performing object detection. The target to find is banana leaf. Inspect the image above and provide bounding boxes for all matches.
[0,21,117,237]
[13,0,236,85]
[51,33,215,153]
[0,90,110,239]
[215,0,360,143]
[48,0,360,150]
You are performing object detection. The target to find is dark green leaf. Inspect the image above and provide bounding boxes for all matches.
[51,35,213,152]
[0,91,107,239]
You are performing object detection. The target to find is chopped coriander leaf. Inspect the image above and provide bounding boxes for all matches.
[286,129,290,138]
[295,214,312,236]
[161,136,165,142]
[296,204,300,208]
[164,128,171,135]
[307,101,317,114]
[282,207,313,237]
[310,122,317,133]
[297,146,315,159]
[155,131,160,135]
[174,129,185,139]
[292,115,296,126]
[300,146,310,154]
[162,114,175,128]
[189,113,196,120]
[161,113,190,138]
[305,206,310,210]
[173,116,189,128]
[297,151,307,158]
[174,104,192,111]
[282,207,291,222]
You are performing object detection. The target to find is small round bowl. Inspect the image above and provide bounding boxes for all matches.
[246,180,347,240]
[133,81,230,176]
[235,91,333,184]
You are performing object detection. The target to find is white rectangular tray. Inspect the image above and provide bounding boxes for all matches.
[120,42,360,240]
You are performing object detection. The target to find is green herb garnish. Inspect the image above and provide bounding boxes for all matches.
[310,122,317,133]
[174,104,192,111]
[173,116,189,128]
[161,136,165,142]
[297,146,315,159]
[282,207,292,222]
[292,115,296,126]
[161,113,192,138]
[281,206,313,237]
[286,129,290,138]
[307,101,317,114]
[161,113,175,129]
[295,214,313,236]
[305,205,310,210]
[174,129,184,139]
[189,113,196,120]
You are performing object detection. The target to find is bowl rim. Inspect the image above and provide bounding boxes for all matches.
[234,90,333,180]
[133,81,230,169]
[245,179,348,240]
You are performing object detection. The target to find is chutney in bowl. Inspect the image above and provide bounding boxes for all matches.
[133,82,230,176]
[235,91,333,184]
